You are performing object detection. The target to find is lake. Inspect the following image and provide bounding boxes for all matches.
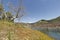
[30,27,60,40]
[47,32,60,40]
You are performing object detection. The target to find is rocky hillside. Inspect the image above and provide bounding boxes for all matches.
[31,16,60,27]
[0,20,54,40]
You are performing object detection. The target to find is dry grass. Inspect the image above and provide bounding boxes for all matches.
[0,20,54,40]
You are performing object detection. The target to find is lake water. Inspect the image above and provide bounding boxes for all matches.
[47,32,60,40]
[39,28,60,40]
[30,27,60,40]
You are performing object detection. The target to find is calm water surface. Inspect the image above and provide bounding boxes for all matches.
[47,32,60,40]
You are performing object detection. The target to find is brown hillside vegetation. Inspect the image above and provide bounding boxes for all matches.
[0,21,54,40]
[32,16,60,27]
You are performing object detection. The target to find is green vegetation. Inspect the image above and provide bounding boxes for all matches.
[0,4,14,21]
[48,16,60,23]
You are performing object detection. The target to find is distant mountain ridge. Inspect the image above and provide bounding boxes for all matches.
[47,16,60,23]
[37,16,60,23]
[30,16,60,27]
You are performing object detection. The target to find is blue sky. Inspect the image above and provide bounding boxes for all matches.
[2,0,60,23]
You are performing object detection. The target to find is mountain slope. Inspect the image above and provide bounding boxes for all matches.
[0,20,54,40]
[31,16,60,27]
[47,16,60,23]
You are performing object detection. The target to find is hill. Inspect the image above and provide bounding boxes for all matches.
[31,16,60,27]
[47,16,60,23]
[0,20,54,40]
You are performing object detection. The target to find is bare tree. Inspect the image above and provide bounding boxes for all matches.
[8,0,25,21]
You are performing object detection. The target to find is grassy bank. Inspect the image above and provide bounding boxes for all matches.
[0,20,54,40]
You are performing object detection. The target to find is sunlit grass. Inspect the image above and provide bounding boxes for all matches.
[0,20,54,40]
